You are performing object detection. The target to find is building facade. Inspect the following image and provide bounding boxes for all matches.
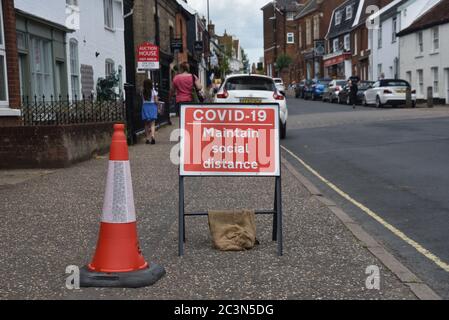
[398,0,448,103]
[370,0,440,81]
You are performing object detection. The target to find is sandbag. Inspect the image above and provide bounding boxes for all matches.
[208,210,258,251]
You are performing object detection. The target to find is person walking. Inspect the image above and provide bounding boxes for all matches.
[170,62,203,117]
[141,79,159,145]
[349,76,359,109]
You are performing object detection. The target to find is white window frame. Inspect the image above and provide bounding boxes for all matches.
[286,32,294,44]
[344,34,350,51]
[105,59,115,77]
[333,38,339,52]
[30,35,54,98]
[431,26,439,52]
[417,31,423,54]
[346,5,353,20]
[378,23,382,49]
[69,38,80,98]
[103,0,114,30]
[354,32,358,55]
[432,67,439,95]
[392,17,397,43]
[286,12,295,21]
[335,11,342,25]
[0,1,9,106]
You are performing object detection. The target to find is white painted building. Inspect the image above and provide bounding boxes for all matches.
[369,0,440,81]
[14,0,126,99]
[398,0,449,103]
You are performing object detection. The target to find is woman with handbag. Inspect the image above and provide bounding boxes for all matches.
[141,79,159,145]
[170,62,203,117]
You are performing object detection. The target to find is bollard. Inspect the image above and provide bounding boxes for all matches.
[427,87,434,108]
[405,87,412,108]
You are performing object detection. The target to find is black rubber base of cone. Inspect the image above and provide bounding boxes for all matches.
[80,264,165,288]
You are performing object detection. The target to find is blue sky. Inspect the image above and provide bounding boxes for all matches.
[187,0,268,65]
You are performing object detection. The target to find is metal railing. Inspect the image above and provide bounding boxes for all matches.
[21,95,126,126]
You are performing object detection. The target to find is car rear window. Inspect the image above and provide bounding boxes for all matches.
[381,80,410,87]
[359,82,374,89]
[274,79,283,83]
[336,81,346,86]
[225,77,276,91]
[318,80,331,85]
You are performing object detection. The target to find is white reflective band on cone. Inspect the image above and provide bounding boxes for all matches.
[102,161,136,223]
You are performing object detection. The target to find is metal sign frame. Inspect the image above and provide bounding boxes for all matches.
[178,103,283,257]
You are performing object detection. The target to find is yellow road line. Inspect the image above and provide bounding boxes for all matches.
[281,145,449,273]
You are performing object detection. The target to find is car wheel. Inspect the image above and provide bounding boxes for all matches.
[280,121,287,140]
[376,96,383,108]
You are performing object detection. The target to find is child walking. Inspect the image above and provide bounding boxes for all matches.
[141,79,159,145]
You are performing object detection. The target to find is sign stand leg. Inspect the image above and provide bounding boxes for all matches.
[272,178,278,241]
[179,176,185,257]
[276,176,283,256]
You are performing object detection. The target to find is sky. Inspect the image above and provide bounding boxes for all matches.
[187,0,269,66]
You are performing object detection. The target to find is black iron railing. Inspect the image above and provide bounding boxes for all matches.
[21,95,126,126]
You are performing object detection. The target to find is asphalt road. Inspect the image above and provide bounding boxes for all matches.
[282,97,449,299]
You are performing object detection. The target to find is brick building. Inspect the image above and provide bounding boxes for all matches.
[262,0,305,84]
[295,0,346,82]
[0,0,21,126]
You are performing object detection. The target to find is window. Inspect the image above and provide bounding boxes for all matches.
[354,32,358,55]
[344,34,350,51]
[118,65,123,96]
[306,19,311,45]
[333,38,339,52]
[69,39,80,98]
[432,67,439,94]
[417,31,423,54]
[346,5,353,20]
[104,0,114,30]
[335,11,342,25]
[431,27,439,52]
[30,36,54,98]
[377,64,382,78]
[286,12,295,21]
[392,17,397,42]
[417,69,423,96]
[0,1,8,105]
[313,15,319,40]
[378,23,382,48]
[298,26,302,48]
[224,76,276,91]
[105,59,115,77]
[66,0,79,5]
[287,32,294,44]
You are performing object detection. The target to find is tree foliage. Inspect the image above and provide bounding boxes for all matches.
[275,54,293,72]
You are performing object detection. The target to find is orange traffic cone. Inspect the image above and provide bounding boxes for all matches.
[80,123,165,288]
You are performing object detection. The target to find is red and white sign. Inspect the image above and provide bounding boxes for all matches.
[323,52,351,68]
[180,105,280,176]
[137,42,160,70]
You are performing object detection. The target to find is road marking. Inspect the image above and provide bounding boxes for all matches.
[281,145,449,273]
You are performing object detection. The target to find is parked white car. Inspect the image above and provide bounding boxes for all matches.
[214,74,288,139]
[363,79,416,108]
[273,78,286,95]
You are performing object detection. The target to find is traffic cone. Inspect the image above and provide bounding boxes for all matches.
[80,123,165,288]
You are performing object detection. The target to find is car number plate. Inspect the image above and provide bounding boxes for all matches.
[240,98,262,104]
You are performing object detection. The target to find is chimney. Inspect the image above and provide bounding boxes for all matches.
[208,23,215,37]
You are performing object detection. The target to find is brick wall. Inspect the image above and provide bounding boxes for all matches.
[0,123,115,169]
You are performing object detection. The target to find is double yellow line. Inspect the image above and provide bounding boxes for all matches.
[282,145,449,273]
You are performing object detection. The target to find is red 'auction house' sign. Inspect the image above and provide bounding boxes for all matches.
[137,42,159,70]
[180,104,280,176]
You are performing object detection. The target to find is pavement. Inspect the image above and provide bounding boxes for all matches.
[283,96,449,299]
[0,119,433,300]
